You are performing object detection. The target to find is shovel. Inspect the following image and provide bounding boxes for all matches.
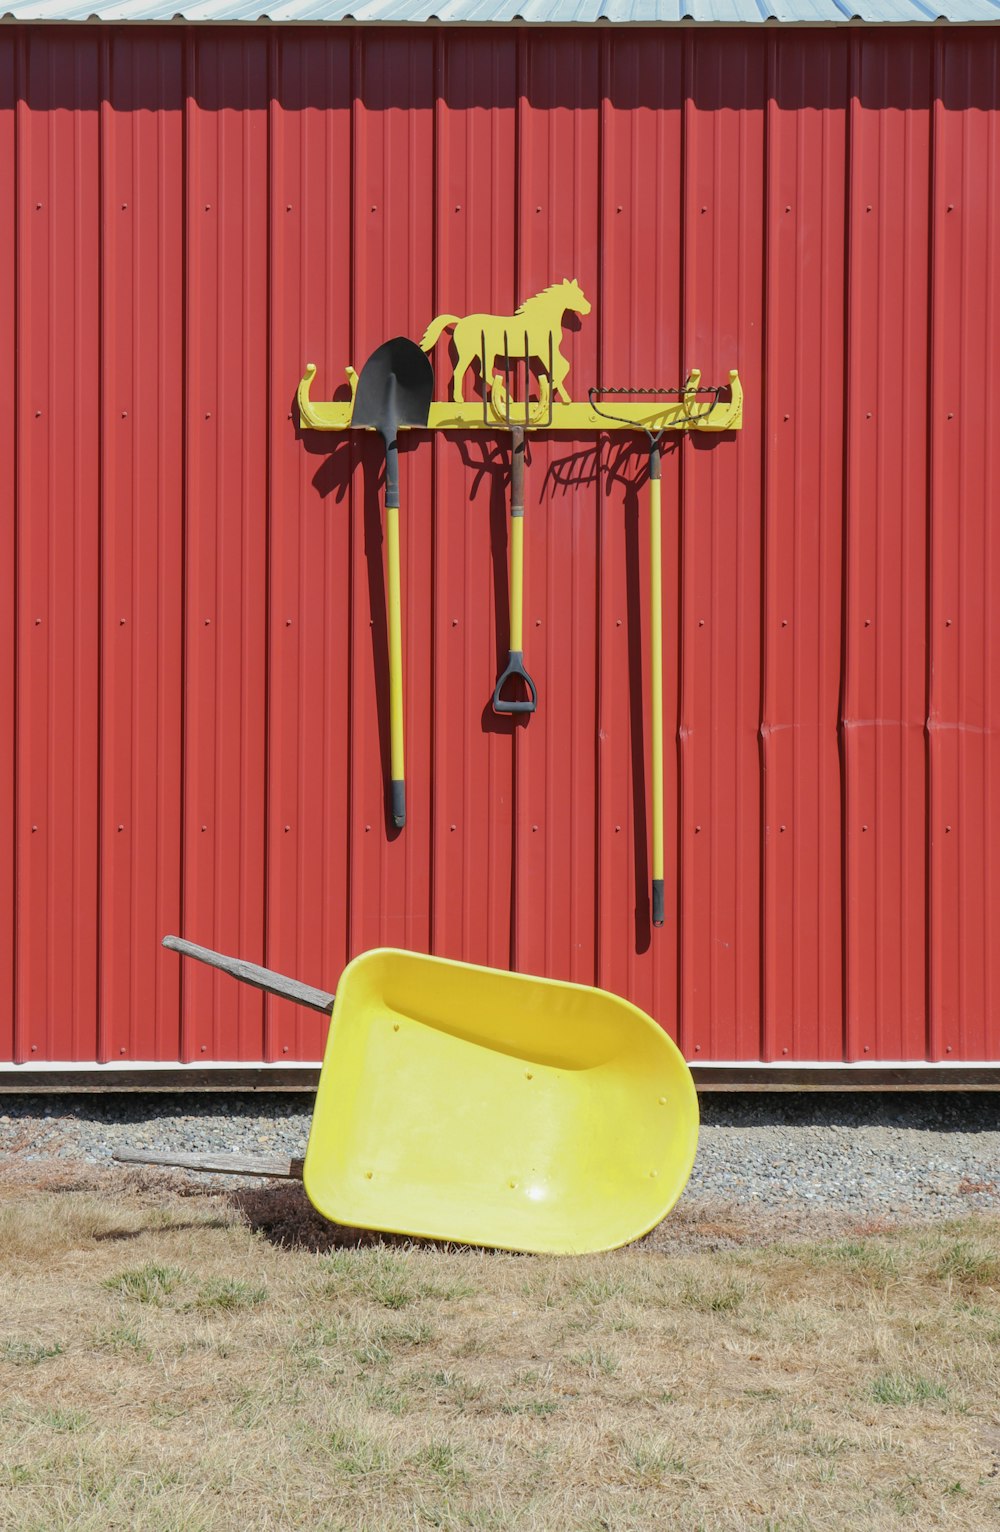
[352,338,434,828]
[162,934,699,1255]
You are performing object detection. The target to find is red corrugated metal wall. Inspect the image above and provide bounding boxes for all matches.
[1,26,998,1066]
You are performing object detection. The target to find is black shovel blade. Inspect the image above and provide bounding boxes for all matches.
[352,336,434,438]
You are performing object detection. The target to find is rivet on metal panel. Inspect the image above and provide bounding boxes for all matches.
[393,1023,400,1033]
[694,825,701,834]
[945,825,952,834]
[117,824,124,833]
[371,206,377,213]
[282,1045,289,1053]
[284,824,290,833]
[451,618,458,627]
[200,824,207,833]
[862,824,868,832]
[119,1047,126,1055]
[35,203,41,211]
[700,206,707,214]
[454,205,460,212]
[200,1044,207,1052]
[866,205,872,213]
[204,204,211,212]
[286,204,292,212]
[779,825,786,833]
[285,619,292,627]
[658,1096,666,1105]
[119,618,126,626]
[615,619,622,627]
[946,619,953,627]
[616,205,622,213]
[365,824,371,832]
[34,410,41,418]
[34,617,40,626]
[781,619,788,628]
[863,1045,870,1052]
[535,619,541,627]
[694,1045,701,1053]
[946,1045,953,1053]
[782,1048,788,1055]
[947,413,954,420]
[649,1170,658,1179]
[30,1044,37,1052]
[525,1071,533,1080]
[450,824,456,832]
[121,411,128,419]
[366,1170,373,1179]
[204,618,211,626]
[947,204,954,212]
[531,825,538,833]
[614,825,621,833]
[31,824,37,833]
[864,619,871,627]
[698,619,705,628]
[121,203,127,211]
[785,205,791,213]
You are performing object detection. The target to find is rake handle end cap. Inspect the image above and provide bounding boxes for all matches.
[652,881,665,928]
[391,781,406,829]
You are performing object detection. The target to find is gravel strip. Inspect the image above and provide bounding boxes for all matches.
[1,1091,999,1225]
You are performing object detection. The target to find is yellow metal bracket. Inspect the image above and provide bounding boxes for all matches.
[297,363,742,434]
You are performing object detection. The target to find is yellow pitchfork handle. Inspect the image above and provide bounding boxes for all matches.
[386,498,405,829]
[649,457,664,928]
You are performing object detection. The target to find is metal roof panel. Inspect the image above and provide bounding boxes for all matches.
[2,0,1000,21]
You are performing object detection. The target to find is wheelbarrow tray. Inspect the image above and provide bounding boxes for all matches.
[303,947,698,1255]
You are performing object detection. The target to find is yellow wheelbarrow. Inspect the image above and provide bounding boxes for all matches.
[156,937,699,1255]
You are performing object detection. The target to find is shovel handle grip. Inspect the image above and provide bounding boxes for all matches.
[493,651,538,715]
[386,500,405,828]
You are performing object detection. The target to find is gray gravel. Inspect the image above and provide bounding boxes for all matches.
[1,1092,999,1225]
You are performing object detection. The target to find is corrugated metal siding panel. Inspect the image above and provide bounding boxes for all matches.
[2,26,1000,1067]
[928,34,1000,1060]
[0,41,13,1064]
[99,34,184,1062]
[181,36,269,1061]
[761,34,846,1061]
[16,36,101,1062]
[429,32,517,971]
[843,34,931,1061]
[680,37,765,1060]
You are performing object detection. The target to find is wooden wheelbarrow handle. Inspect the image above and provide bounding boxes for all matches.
[162,935,335,1016]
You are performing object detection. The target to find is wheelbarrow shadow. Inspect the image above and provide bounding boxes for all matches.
[226,1181,509,1257]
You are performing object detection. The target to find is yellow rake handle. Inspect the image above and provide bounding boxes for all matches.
[649,462,664,927]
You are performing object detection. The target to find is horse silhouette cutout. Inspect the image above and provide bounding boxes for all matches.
[419,278,591,405]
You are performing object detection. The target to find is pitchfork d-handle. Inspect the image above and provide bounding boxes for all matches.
[385,438,406,828]
[162,935,336,1015]
[493,427,538,716]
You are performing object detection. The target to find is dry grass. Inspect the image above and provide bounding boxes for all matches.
[1,1178,1000,1530]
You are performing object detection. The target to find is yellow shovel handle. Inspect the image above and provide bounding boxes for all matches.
[386,501,405,828]
[649,465,664,927]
